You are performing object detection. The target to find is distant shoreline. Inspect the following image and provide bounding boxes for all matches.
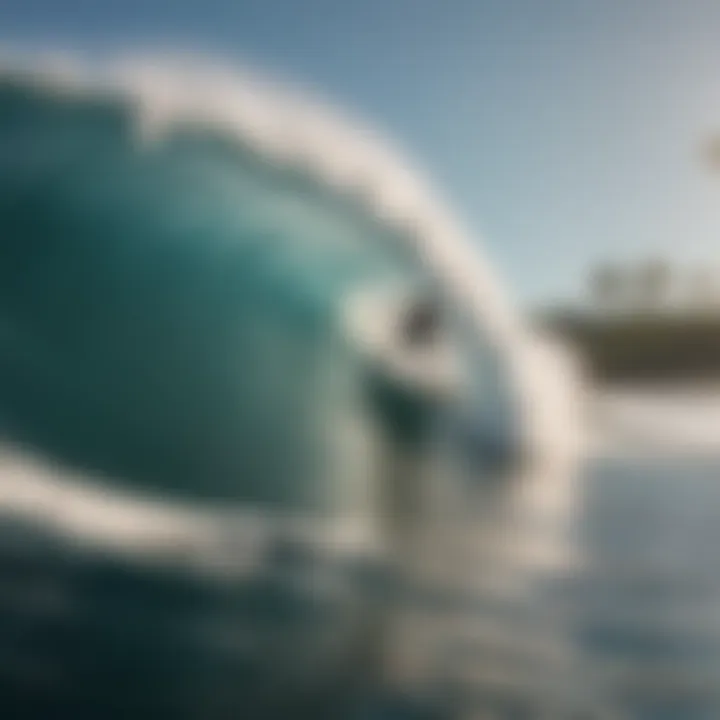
[539,311,720,385]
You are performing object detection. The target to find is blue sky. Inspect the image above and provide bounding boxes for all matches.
[2,0,720,305]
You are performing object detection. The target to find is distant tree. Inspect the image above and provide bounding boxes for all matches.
[637,258,672,311]
[703,135,720,173]
[687,267,718,310]
[589,263,624,311]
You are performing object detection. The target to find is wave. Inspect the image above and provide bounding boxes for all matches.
[0,49,595,719]
[0,44,584,522]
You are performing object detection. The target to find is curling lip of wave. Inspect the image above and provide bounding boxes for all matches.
[0,48,581,466]
[0,46,522,350]
[0,48,582,507]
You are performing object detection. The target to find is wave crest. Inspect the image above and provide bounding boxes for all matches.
[0,47,523,349]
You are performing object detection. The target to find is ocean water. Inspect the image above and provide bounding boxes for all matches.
[2,51,715,720]
[5,447,720,718]
[561,454,720,720]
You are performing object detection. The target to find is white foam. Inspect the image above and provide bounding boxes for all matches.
[591,388,720,457]
[0,440,380,575]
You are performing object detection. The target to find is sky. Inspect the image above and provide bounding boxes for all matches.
[2,0,720,305]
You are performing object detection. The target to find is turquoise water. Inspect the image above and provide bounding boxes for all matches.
[0,74,428,510]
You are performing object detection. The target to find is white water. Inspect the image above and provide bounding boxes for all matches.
[591,387,720,457]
